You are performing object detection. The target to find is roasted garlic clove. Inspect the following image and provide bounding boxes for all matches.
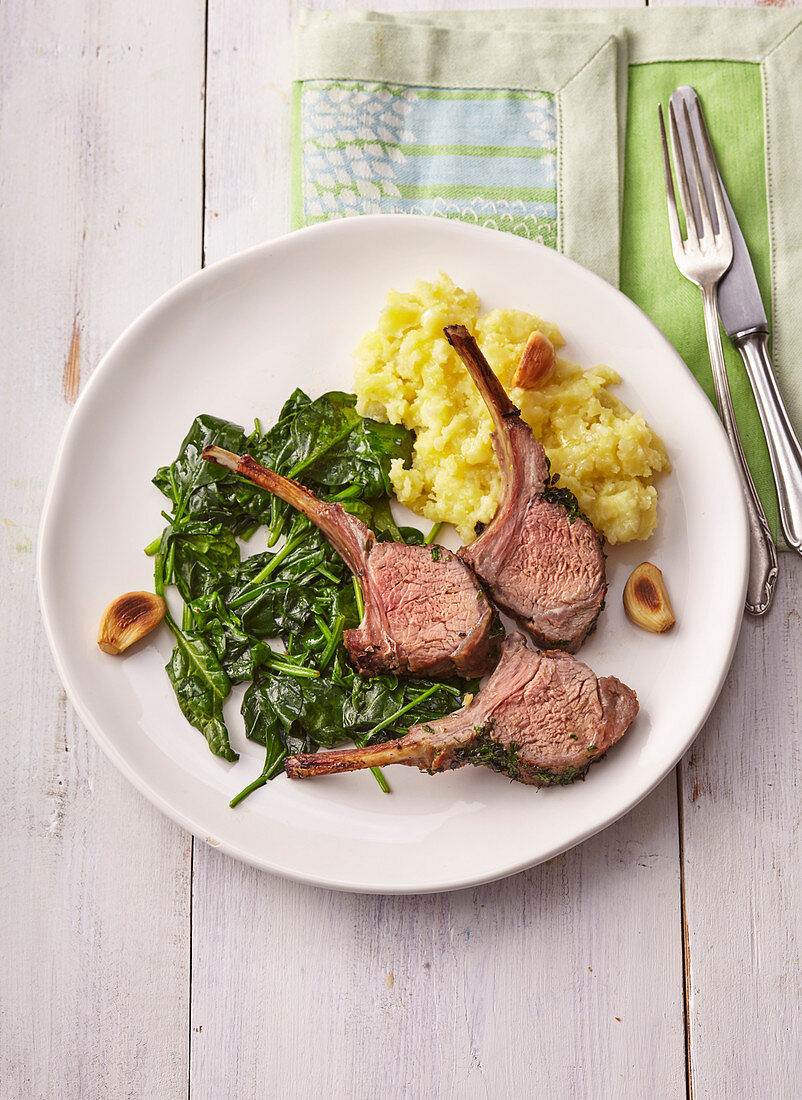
[512,330,556,390]
[623,563,675,633]
[98,591,167,654]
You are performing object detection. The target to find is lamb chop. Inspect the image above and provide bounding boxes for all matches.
[202,446,501,679]
[443,324,607,653]
[284,633,638,786]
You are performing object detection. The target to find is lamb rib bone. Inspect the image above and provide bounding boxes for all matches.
[202,445,501,678]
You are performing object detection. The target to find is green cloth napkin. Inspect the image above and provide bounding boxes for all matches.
[292,9,802,546]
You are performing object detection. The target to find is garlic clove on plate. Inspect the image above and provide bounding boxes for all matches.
[623,563,676,633]
[512,330,556,390]
[98,591,167,654]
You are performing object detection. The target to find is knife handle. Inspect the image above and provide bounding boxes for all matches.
[735,331,802,555]
[702,292,778,615]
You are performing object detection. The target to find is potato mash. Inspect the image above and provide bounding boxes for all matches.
[353,273,669,545]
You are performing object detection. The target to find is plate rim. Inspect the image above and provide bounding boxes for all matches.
[37,213,749,893]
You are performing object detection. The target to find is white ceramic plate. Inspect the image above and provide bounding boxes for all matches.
[38,215,748,893]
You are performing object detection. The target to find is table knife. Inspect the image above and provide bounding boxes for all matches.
[672,85,802,555]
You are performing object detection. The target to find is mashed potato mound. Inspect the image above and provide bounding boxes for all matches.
[353,272,670,545]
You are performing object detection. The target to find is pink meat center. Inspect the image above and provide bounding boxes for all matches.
[368,544,482,659]
[491,654,607,769]
[501,501,602,614]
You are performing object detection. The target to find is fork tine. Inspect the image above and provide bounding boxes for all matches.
[692,96,732,247]
[667,100,697,243]
[658,105,683,252]
[681,99,715,242]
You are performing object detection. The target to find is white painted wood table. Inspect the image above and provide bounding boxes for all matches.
[2,1,800,1096]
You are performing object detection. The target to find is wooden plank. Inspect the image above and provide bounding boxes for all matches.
[640,2,801,1095]
[0,2,204,1095]
[192,2,684,1096]
[679,559,802,1099]
[190,781,683,1099]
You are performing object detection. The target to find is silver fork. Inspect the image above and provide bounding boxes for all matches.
[658,99,777,616]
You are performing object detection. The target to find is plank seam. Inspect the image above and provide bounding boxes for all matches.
[187,839,196,1099]
[677,761,693,1100]
[200,0,210,270]
[188,0,209,1091]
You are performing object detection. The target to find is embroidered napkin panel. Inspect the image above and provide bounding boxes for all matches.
[297,80,558,248]
[292,19,623,287]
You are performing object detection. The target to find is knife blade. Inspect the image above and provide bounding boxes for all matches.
[670,86,767,337]
[670,85,802,554]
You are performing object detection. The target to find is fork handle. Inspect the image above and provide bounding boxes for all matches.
[732,331,802,555]
[701,288,778,615]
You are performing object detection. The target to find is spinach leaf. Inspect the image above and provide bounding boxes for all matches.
[225,640,275,682]
[161,521,240,603]
[228,534,351,642]
[153,414,271,535]
[186,592,256,679]
[165,625,236,762]
[242,679,284,751]
[252,390,411,497]
[229,679,309,807]
[368,498,404,543]
[298,400,411,496]
[182,478,271,537]
[154,414,244,516]
[347,676,468,741]
[238,667,469,757]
